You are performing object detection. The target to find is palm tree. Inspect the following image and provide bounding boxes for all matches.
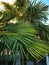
[25,1,48,24]
[0,0,49,65]
[35,22,49,41]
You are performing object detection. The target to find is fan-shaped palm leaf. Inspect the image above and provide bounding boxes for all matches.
[0,21,49,61]
[0,0,49,65]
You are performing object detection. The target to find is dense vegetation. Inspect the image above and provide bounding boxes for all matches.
[0,0,49,65]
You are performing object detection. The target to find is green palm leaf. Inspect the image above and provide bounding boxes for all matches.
[0,21,49,61]
[0,0,49,65]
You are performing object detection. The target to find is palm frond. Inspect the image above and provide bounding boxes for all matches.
[17,33,49,60]
[1,2,13,10]
[0,21,49,61]
[0,1,49,64]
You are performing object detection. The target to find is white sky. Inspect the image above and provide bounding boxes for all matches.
[0,0,15,4]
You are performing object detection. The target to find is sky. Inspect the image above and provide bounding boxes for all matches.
[43,0,49,5]
[0,0,15,4]
[37,0,49,5]
[0,0,49,24]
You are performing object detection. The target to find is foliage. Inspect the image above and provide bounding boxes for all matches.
[0,0,49,65]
